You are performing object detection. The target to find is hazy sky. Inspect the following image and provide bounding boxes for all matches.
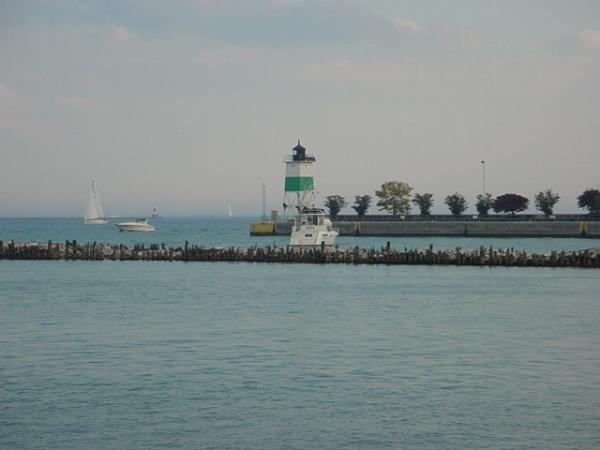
[1,0,599,216]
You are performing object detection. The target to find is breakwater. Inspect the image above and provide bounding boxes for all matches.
[2,240,599,268]
[250,220,600,238]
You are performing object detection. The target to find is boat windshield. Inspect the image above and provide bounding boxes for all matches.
[297,213,324,226]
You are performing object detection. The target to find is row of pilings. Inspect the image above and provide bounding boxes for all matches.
[1,240,599,268]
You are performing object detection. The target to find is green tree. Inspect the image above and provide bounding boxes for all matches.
[352,195,372,218]
[412,193,433,215]
[375,181,413,215]
[324,195,347,218]
[444,193,468,216]
[475,193,493,216]
[493,193,529,215]
[534,189,560,216]
[577,188,600,214]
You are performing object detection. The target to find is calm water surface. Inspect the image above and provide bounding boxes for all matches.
[1,218,599,449]
[1,216,598,252]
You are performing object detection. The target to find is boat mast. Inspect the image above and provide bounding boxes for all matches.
[261,182,267,220]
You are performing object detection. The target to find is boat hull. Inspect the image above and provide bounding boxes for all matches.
[289,229,338,246]
[84,218,108,225]
[116,222,155,232]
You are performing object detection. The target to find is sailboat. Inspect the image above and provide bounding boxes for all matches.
[225,204,233,218]
[84,181,108,224]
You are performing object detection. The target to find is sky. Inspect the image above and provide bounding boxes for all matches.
[1,0,599,217]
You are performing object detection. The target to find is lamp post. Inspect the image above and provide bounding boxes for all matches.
[481,160,486,194]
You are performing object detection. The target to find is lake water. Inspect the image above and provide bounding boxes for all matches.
[1,218,599,449]
[0,216,598,252]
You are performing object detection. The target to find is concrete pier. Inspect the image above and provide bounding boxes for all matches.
[1,240,599,269]
[251,220,600,238]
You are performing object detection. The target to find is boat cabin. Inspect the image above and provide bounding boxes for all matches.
[290,208,338,246]
[294,208,333,231]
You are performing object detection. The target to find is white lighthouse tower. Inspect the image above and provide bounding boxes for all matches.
[282,140,317,216]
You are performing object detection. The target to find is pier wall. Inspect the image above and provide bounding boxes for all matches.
[251,221,600,238]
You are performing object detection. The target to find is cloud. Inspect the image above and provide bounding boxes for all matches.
[111,25,136,43]
[0,83,18,101]
[329,58,351,70]
[4,1,411,50]
[390,17,418,32]
[579,29,600,49]
[0,83,37,111]
[58,0,398,45]
[196,44,260,66]
[56,95,110,111]
[265,0,302,8]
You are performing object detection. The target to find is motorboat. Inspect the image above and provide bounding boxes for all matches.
[289,208,338,247]
[116,218,156,232]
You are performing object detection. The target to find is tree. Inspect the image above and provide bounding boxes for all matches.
[493,193,529,215]
[324,195,347,218]
[534,189,560,216]
[444,193,468,216]
[475,193,493,216]
[412,193,434,215]
[352,195,372,218]
[577,188,600,214]
[375,181,413,215]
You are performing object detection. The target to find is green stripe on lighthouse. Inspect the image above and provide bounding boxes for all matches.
[285,177,314,191]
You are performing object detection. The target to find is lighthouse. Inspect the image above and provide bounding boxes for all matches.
[283,140,317,216]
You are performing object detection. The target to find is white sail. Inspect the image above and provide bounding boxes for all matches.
[227,204,233,218]
[84,181,107,224]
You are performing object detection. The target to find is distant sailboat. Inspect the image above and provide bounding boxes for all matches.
[84,181,107,224]
[226,203,233,218]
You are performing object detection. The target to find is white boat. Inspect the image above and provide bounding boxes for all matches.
[290,208,338,247]
[84,180,108,224]
[225,203,233,218]
[116,218,155,232]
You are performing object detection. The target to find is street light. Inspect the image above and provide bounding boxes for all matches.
[481,160,486,194]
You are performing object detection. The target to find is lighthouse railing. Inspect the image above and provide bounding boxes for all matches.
[283,154,316,162]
